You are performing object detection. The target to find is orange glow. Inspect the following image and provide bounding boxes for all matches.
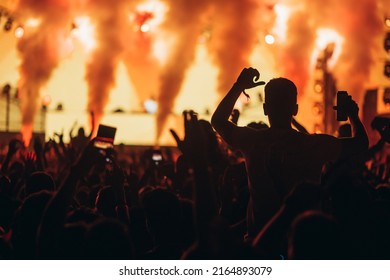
[25,18,41,28]
[272,4,292,43]
[42,94,52,107]
[22,123,33,147]
[311,28,344,69]
[385,18,390,28]
[314,82,323,93]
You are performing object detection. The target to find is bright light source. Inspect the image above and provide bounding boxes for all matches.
[272,4,292,43]
[71,16,97,53]
[311,28,344,69]
[25,18,41,28]
[14,26,24,38]
[385,18,390,28]
[144,98,158,113]
[314,82,323,93]
[265,34,275,45]
[42,94,52,107]
[140,23,150,33]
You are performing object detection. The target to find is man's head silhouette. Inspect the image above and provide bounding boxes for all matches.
[263,78,298,127]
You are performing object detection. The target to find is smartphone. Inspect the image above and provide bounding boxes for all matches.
[94,124,117,149]
[335,91,348,121]
[151,149,163,165]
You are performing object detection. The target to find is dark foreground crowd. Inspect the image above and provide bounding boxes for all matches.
[0,69,389,260]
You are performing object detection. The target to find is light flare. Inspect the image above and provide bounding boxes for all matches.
[272,4,292,43]
[71,16,97,53]
[21,123,33,147]
[25,18,41,28]
[311,28,344,69]
[14,26,24,38]
[265,34,275,45]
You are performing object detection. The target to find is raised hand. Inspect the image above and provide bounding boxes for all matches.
[170,110,208,165]
[235,67,265,92]
[20,150,37,176]
[183,110,208,166]
[7,139,23,156]
[346,96,359,117]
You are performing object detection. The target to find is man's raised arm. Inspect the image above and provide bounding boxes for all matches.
[339,95,369,158]
[211,67,265,146]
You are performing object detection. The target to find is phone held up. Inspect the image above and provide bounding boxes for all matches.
[334,90,349,121]
[151,149,163,165]
[94,124,117,150]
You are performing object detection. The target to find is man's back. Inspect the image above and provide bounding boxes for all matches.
[237,127,341,236]
[211,67,368,238]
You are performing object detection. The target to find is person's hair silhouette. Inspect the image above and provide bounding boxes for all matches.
[263,78,298,128]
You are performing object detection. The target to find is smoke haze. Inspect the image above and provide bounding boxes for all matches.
[10,0,390,143]
[84,0,129,132]
[15,0,74,145]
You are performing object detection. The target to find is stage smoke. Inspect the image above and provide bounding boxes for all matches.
[15,0,74,145]
[155,0,212,142]
[123,0,161,109]
[84,0,129,134]
[207,0,263,97]
[280,0,384,104]
[279,9,316,97]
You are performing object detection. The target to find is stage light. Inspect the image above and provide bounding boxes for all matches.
[144,98,157,114]
[140,23,150,33]
[42,94,52,107]
[314,80,323,93]
[385,17,390,28]
[384,61,390,78]
[14,26,24,38]
[383,88,390,104]
[265,34,275,45]
[312,102,323,115]
[2,84,11,96]
[55,103,63,111]
[25,18,41,28]
[313,28,344,68]
[71,16,97,53]
[384,32,390,52]
[4,17,13,31]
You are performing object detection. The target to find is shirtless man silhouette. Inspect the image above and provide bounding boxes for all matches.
[211,67,368,237]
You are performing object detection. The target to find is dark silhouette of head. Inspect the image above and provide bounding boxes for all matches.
[263,78,298,128]
[25,171,56,197]
[77,127,86,137]
[288,210,344,259]
[141,188,181,244]
[84,218,133,259]
[15,190,53,258]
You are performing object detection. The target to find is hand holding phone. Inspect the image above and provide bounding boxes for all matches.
[94,124,117,149]
[334,91,349,121]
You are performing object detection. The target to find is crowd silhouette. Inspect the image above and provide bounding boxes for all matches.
[0,68,389,260]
